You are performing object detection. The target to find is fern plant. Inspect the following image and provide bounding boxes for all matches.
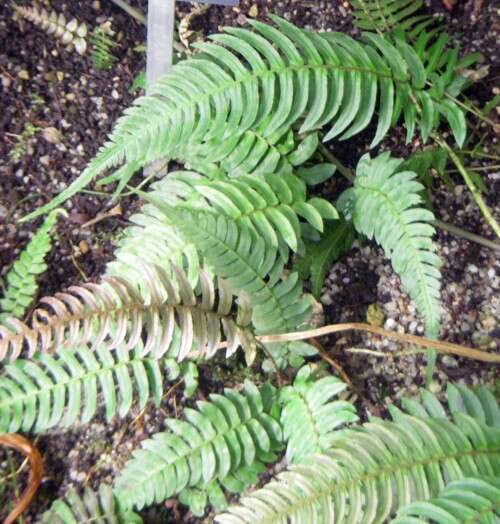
[23,15,475,221]
[391,477,500,523]
[114,380,282,511]
[0,209,62,324]
[1,11,495,523]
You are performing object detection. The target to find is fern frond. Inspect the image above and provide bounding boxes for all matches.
[338,152,441,339]
[216,412,500,523]
[391,477,500,523]
[398,383,500,428]
[90,25,117,70]
[39,485,142,523]
[13,4,87,55]
[280,365,358,463]
[0,343,171,433]
[170,209,314,368]
[351,0,438,38]
[1,209,62,323]
[24,16,469,221]
[147,169,338,253]
[0,263,254,363]
[114,380,282,510]
[295,220,355,299]
[106,202,200,289]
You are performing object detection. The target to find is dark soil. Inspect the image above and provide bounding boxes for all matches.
[0,0,499,522]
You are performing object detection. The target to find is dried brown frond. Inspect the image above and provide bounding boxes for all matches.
[0,263,255,363]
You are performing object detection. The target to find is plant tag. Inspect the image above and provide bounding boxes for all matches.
[178,0,239,4]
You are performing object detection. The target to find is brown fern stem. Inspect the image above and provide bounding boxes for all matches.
[0,434,43,524]
[256,323,499,363]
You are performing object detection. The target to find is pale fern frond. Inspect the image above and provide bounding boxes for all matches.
[0,263,254,363]
[391,477,500,523]
[338,152,441,339]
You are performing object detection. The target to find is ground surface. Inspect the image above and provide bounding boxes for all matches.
[0,0,499,521]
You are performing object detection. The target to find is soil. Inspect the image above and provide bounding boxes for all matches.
[0,0,499,522]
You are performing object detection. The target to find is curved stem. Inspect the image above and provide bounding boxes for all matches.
[0,434,43,524]
[257,323,499,363]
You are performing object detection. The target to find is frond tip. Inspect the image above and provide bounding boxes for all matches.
[0,263,255,364]
[338,152,441,339]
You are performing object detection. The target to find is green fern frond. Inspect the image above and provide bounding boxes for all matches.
[147,169,338,253]
[216,412,500,523]
[0,263,254,363]
[350,0,439,38]
[39,485,142,524]
[280,365,358,463]
[23,16,470,221]
[0,343,172,433]
[1,209,62,323]
[114,380,282,510]
[295,220,355,299]
[168,208,314,368]
[391,477,500,523]
[90,25,117,70]
[338,152,441,340]
[398,383,500,428]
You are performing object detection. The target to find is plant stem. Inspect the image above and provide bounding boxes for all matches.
[257,323,499,363]
[318,142,500,250]
[434,219,500,251]
[435,136,500,239]
[108,0,146,24]
[318,144,354,182]
[0,434,43,524]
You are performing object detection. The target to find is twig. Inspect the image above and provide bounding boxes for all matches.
[0,434,43,524]
[435,136,500,239]
[256,323,500,363]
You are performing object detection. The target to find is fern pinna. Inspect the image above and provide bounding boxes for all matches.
[23,15,473,221]
[0,209,62,324]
